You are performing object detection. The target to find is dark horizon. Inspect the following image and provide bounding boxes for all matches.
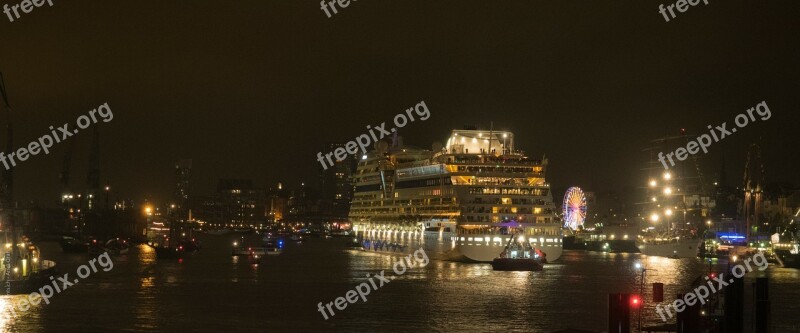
[0,1,797,207]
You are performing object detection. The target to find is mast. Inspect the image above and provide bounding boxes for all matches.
[487,121,493,155]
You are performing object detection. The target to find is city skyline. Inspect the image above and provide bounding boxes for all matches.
[0,1,797,207]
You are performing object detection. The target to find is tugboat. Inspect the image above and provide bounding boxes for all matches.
[491,231,544,271]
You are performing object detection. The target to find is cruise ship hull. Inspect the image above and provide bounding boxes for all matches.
[637,239,702,259]
[357,227,563,263]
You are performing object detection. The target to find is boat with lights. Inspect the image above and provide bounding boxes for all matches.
[638,132,706,259]
[772,209,800,269]
[349,128,563,262]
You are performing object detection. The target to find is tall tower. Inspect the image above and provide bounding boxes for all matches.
[742,144,764,240]
[174,159,192,219]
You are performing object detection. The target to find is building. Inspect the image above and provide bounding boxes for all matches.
[192,179,268,229]
[318,143,354,219]
[268,182,289,224]
[174,159,192,219]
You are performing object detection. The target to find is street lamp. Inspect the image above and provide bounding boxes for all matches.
[104,185,110,210]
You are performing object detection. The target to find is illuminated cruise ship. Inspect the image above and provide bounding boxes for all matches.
[349,129,563,262]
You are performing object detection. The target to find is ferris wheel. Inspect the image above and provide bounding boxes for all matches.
[563,187,587,230]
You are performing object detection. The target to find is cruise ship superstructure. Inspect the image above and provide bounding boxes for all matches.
[349,129,563,262]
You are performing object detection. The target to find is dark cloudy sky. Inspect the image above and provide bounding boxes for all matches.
[0,0,798,206]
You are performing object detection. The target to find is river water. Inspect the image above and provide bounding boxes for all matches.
[0,234,797,332]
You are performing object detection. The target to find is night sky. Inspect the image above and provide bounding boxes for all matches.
[0,1,798,206]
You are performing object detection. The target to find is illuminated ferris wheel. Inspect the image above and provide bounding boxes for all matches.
[563,187,587,230]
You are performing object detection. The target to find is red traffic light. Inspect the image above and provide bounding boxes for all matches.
[630,295,641,307]
[709,272,717,279]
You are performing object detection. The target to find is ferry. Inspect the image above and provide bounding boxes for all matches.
[350,128,563,262]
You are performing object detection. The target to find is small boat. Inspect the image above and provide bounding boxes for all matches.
[491,231,544,271]
[105,239,130,255]
[232,247,268,256]
[233,227,255,234]
[59,237,89,253]
[491,258,543,271]
[205,228,231,235]
[264,239,283,256]
[152,246,185,259]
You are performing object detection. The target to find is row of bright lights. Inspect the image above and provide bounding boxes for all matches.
[648,172,672,188]
[649,172,673,222]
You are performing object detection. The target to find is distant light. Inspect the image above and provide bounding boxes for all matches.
[663,187,673,195]
[635,262,641,269]
[650,213,659,222]
[649,180,657,187]
[361,155,367,160]
[503,133,508,138]
[651,197,657,202]
[665,209,673,216]
[663,172,672,180]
